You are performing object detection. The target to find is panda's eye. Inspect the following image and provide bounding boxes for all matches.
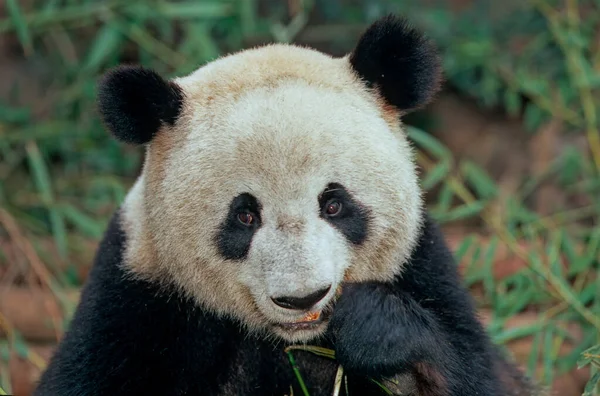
[237,212,255,226]
[324,199,342,217]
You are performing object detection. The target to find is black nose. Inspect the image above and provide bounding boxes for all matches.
[271,286,331,310]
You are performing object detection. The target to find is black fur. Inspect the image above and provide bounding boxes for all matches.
[35,211,534,396]
[216,193,262,260]
[350,15,442,111]
[330,218,505,394]
[97,65,184,145]
[319,183,370,245]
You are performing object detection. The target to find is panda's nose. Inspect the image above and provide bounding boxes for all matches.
[271,286,331,310]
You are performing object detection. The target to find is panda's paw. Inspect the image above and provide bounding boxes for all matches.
[329,282,438,378]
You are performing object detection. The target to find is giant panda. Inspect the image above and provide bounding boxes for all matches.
[35,15,538,396]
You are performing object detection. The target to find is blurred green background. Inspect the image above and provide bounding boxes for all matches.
[0,0,599,395]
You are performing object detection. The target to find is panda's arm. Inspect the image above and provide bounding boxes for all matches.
[330,216,501,395]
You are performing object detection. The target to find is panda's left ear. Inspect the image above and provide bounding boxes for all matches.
[97,65,184,145]
[349,15,442,112]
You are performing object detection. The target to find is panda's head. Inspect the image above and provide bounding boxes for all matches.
[99,15,441,342]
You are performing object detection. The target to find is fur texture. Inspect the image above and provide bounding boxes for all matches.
[35,14,536,396]
[35,212,535,395]
[116,27,431,342]
[350,15,442,112]
[98,65,184,144]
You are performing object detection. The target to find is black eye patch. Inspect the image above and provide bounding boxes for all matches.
[319,183,370,245]
[215,193,261,260]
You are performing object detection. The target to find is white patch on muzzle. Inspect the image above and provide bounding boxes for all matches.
[239,212,348,324]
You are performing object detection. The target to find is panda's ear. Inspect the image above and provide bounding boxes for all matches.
[349,15,442,112]
[97,65,184,145]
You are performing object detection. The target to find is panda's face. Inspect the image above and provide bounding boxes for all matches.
[101,16,441,342]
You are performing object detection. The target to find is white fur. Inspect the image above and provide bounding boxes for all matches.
[121,44,423,342]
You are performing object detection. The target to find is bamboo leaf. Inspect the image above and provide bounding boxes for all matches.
[82,22,124,72]
[406,126,452,160]
[26,142,68,258]
[582,371,600,396]
[460,160,498,199]
[59,204,103,239]
[5,0,33,55]
[579,345,600,369]
[434,201,486,223]
[421,161,450,190]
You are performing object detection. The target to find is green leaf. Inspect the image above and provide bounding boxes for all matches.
[285,345,335,360]
[568,244,597,276]
[463,243,484,285]
[542,328,556,384]
[82,22,124,72]
[561,233,580,272]
[582,371,600,396]
[435,201,486,223]
[453,234,475,265]
[0,103,31,124]
[481,69,500,108]
[421,161,450,190]
[503,88,522,118]
[406,126,452,160]
[370,378,394,395]
[5,0,32,55]
[558,146,583,186]
[578,344,600,369]
[0,340,10,360]
[12,331,28,358]
[155,2,235,19]
[26,142,68,258]
[181,22,220,64]
[59,204,103,239]
[523,103,545,133]
[481,236,498,295]
[500,276,535,316]
[494,323,542,344]
[556,332,596,373]
[239,0,257,36]
[547,231,563,277]
[286,351,310,396]
[519,74,550,97]
[578,283,599,306]
[436,182,454,212]
[527,331,543,376]
[461,160,498,199]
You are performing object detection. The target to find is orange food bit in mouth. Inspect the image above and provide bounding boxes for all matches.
[296,311,321,323]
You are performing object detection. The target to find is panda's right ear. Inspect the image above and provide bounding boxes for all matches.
[97,65,184,145]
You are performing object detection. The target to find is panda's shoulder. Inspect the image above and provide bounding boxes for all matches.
[36,211,247,394]
[397,211,471,302]
[405,211,457,271]
[80,210,215,327]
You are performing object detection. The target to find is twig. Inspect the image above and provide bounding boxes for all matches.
[0,209,57,290]
[0,208,66,341]
[332,365,344,396]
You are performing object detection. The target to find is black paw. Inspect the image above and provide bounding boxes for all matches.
[329,282,438,378]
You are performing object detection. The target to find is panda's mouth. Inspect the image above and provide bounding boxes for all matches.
[275,304,334,331]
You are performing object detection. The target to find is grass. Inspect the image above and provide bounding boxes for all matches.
[0,0,599,395]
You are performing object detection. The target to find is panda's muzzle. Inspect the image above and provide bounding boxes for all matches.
[270,285,331,310]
